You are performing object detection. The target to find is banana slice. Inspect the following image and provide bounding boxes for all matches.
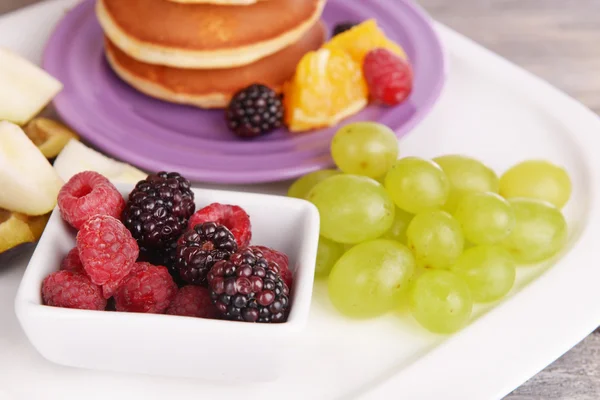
[0,209,35,253]
[24,118,80,159]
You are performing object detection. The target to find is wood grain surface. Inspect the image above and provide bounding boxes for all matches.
[1,0,599,399]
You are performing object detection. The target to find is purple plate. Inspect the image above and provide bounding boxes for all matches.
[43,0,446,184]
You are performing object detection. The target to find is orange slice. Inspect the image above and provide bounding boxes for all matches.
[323,19,407,64]
[284,48,368,132]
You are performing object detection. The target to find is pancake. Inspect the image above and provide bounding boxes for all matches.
[96,0,326,69]
[104,21,326,109]
[167,0,263,4]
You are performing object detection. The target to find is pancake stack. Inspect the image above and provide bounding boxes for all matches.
[96,0,327,109]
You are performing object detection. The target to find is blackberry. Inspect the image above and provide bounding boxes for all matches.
[175,222,237,286]
[208,248,290,323]
[225,84,284,138]
[121,172,195,276]
[332,21,359,37]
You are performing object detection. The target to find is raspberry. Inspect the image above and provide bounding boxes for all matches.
[332,21,358,37]
[208,248,290,323]
[76,215,139,290]
[114,262,177,313]
[42,270,106,310]
[101,279,123,300]
[58,171,125,230]
[175,222,238,286]
[166,285,219,318]
[60,247,84,273]
[189,203,251,248]
[363,48,413,106]
[122,172,195,273]
[226,84,284,138]
[247,245,293,288]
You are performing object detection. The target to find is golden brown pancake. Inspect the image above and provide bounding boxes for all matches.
[105,21,326,109]
[97,0,326,69]
[167,0,263,4]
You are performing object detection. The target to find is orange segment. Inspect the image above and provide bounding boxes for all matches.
[284,48,368,132]
[323,19,407,64]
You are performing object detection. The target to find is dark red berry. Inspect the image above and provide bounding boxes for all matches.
[166,286,219,318]
[225,84,284,138]
[57,171,125,230]
[76,215,139,289]
[121,172,195,276]
[189,203,252,248]
[113,262,177,314]
[60,247,84,273]
[363,48,413,106]
[42,270,106,310]
[207,248,290,323]
[247,245,293,288]
[175,222,238,286]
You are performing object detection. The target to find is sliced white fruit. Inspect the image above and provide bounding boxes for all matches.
[0,48,63,125]
[0,121,64,215]
[53,139,148,184]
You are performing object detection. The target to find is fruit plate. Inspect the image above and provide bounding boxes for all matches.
[1,1,600,400]
[41,0,447,185]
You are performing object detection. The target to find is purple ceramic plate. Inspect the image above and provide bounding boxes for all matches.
[43,0,446,184]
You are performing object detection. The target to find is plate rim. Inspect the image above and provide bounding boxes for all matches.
[2,1,600,399]
[359,23,600,400]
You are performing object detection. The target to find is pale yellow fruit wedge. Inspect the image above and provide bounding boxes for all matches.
[26,213,51,241]
[0,48,63,125]
[24,118,80,159]
[0,209,35,253]
[53,139,148,184]
[0,121,64,215]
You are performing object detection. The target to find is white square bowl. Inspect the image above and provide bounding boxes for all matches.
[14,184,320,382]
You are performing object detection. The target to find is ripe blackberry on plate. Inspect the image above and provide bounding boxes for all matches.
[247,245,293,289]
[207,248,290,323]
[225,84,284,138]
[175,222,238,286]
[121,172,195,275]
[332,21,359,37]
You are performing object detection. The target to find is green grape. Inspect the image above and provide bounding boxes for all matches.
[380,208,413,244]
[501,198,568,263]
[287,169,341,199]
[406,210,464,269]
[384,157,450,214]
[409,270,472,334]
[434,155,499,212]
[315,236,345,279]
[328,239,415,318]
[307,174,395,244]
[499,160,572,209]
[454,192,515,245]
[451,245,516,303]
[331,122,399,179]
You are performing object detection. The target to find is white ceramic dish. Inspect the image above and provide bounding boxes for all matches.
[14,184,320,382]
[1,1,600,400]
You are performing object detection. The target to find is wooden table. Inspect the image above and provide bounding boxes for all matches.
[2,0,599,398]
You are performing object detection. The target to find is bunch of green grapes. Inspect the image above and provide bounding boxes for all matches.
[287,121,573,335]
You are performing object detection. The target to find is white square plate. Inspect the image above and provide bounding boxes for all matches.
[0,1,599,400]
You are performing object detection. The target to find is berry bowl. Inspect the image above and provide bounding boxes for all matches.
[14,184,320,382]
